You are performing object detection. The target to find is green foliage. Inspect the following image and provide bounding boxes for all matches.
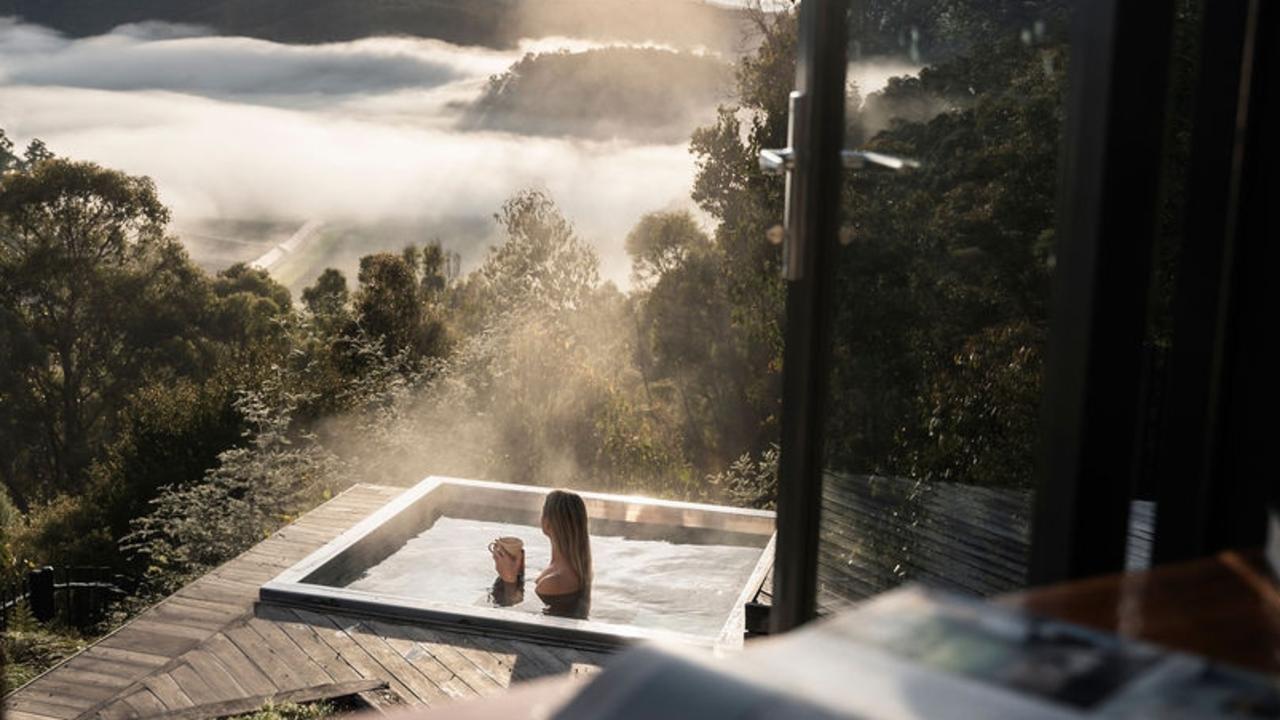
[0,485,19,570]
[455,189,599,333]
[707,445,779,510]
[821,33,1066,488]
[901,323,1044,487]
[624,211,711,286]
[0,158,193,499]
[7,494,116,571]
[353,250,449,363]
[228,701,335,720]
[0,130,52,175]
[302,268,350,322]
[0,157,296,572]
[846,0,1069,59]
[1,625,85,692]
[91,379,246,546]
[122,376,342,595]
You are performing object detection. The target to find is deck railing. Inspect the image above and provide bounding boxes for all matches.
[0,566,136,631]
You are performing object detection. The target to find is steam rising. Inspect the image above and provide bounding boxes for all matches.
[0,18,712,286]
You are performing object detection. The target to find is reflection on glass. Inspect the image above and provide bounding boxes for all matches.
[816,3,1076,609]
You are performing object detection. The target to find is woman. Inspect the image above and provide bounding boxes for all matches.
[491,489,592,618]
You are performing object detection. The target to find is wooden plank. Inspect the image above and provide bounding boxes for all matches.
[155,596,246,624]
[222,623,313,692]
[98,631,199,662]
[206,565,282,586]
[363,620,478,698]
[141,674,195,711]
[244,616,336,688]
[60,654,153,681]
[201,632,278,697]
[442,634,522,686]
[240,544,313,564]
[4,688,90,713]
[6,681,101,711]
[506,641,573,678]
[2,710,64,720]
[167,663,223,706]
[329,616,452,704]
[271,525,335,541]
[286,608,417,703]
[18,676,119,703]
[146,604,235,633]
[81,645,170,670]
[173,580,256,606]
[255,605,362,684]
[183,647,253,701]
[391,623,508,693]
[461,634,569,682]
[96,697,139,720]
[109,619,210,644]
[2,695,86,719]
[33,665,130,692]
[162,594,244,615]
[121,689,170,718]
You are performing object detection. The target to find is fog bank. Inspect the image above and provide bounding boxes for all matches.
[0,19,709,286]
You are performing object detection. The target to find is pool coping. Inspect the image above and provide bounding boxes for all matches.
[259,476,776,651]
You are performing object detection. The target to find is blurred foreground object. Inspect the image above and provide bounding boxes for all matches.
[392,577,1280,719]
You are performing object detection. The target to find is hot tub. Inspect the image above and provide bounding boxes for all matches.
[260,477,776,649]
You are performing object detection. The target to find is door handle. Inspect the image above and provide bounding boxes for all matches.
[758,149,920,175]
[759,92,920,281]
[839,150,921,171]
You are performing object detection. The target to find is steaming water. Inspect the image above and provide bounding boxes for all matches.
[345,516,763,638]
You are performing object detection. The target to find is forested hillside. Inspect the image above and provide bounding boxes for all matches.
[0,0,746,50]
[467,47,731,142]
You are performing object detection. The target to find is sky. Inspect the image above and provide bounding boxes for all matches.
[0,19,708,287]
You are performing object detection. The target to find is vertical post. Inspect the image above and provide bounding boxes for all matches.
[28,566,55,623]
[1152,0,1274,564]
[771,0,848,633]
[1027,0,1177,584]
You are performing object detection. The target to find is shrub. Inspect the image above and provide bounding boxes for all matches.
[1,621,85,692]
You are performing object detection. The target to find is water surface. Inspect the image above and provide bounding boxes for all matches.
[346,516,763,637]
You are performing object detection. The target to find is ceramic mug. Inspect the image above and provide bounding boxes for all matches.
[489,536,524,558]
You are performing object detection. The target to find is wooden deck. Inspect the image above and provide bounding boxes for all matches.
[4,485,609,720]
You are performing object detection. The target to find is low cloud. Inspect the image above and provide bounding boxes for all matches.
[848,58,921,99]
[0,19,708,286]
[0,18,508,99]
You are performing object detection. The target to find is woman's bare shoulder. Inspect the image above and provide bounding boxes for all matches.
[535,568,580,596]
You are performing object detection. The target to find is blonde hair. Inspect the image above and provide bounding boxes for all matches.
[542,490,592,589]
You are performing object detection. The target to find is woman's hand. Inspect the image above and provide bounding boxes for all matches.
[491,546,522,584]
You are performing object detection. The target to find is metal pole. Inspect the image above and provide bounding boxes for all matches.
[1152,0,1272,564]
[1028,0,1177,584]
[771,0,849,633]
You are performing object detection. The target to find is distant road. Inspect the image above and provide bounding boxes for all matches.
[251,219,323,273]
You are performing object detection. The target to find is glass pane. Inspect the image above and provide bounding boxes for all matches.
[0,4,782,633]
[816,2,1074,610]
